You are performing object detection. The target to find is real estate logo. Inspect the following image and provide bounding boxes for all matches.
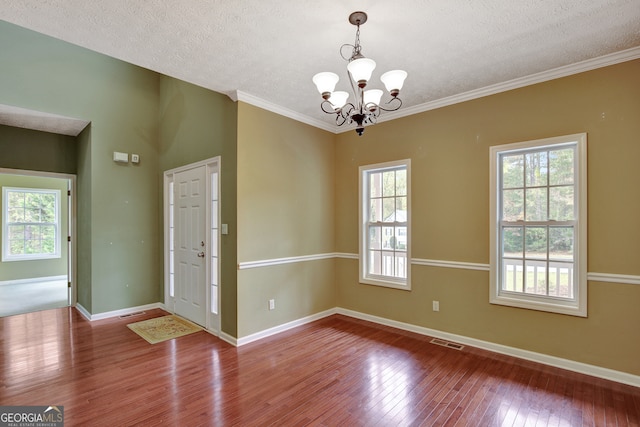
[0,406,64,427]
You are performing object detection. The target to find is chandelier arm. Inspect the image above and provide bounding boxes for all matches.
[376,97,403,112]
[320,100,338,114]
[340,44,356,62]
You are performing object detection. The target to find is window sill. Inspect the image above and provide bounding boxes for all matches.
[360,277,411,291]
[490,293,586,317]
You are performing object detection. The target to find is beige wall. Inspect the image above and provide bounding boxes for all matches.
[236,103,335,337]
[335,59,640,376]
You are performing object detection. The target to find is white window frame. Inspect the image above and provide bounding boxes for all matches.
[489,133,587,317]
[359,159,411,290]
[2,187,61,262]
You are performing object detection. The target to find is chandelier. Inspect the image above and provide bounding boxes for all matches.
[312,11,408,136]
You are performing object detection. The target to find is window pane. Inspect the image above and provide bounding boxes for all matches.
[502,189,523,221]
[211,200,218,226]
[502,259,523,292]
[8,207,24,222]
[502,154,523,189]
[382,171,396,197]
[10,239,24,255]
[370,198,382,222]
[549,148,574,186]
[396,196,407,217]
[525,226,547,259]
[370,172,382,197]
[525,260,547,295]
[383,198,395,221]
[8,225,24,240]
[550,186,574,221]
[502,226,523,257]
[395,169,407,196]
[25,238,41,254]
[395,252,407,278]
[394,226,407,250]
[369,226,381,250]
[525,151,548,187]
[525,188,547,221]
[381,251,394,276]
[382,226,394,249]
[368,250,382,275]
[549,227,573,261]
[42,238,55,254]
[8,191,24,208]
[548,262,574,298]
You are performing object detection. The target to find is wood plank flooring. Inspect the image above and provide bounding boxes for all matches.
[1,307,639,426]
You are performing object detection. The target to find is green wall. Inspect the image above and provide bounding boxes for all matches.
[334,59,640,376]
[0,173,69,281]
[0,125,77,174]
[158,76,238,337]
[1,20,160,314]
[236,103,335,337]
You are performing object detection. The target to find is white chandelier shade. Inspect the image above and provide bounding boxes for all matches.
[346,58,377,84]
[312,72,339,97]
[312,11,407,136]
[329,91,349,110]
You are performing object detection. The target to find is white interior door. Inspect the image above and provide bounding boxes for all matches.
[174,166,207,326]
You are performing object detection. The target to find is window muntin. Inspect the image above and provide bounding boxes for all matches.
[360,160,411,289]
[490,134,586,316]
[2,187,61,261]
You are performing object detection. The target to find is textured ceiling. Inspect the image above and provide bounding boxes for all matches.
[1,0,640,135]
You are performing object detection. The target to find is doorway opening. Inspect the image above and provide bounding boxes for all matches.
[0,169,76,317]
[163,157,221,335]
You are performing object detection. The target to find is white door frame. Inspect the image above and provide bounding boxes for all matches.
[0,167,77,307]
[163,157,221,335]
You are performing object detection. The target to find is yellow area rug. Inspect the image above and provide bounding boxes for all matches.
[127,315,203,344]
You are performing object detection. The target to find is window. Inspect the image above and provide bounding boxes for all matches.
[490,134,587,316]
[360,159,411,289]
[2,187,61,261]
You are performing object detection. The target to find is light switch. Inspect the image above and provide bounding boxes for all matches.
[131,154,140,164]
[221,224,229,235]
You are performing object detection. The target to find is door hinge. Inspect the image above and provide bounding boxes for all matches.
[68,190,71,196]
[68,281,72,288]
[68,236,71,242]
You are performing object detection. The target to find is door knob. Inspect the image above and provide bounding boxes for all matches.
[197,252,205,258]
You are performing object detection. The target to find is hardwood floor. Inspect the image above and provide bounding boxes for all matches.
[1,308,639,426]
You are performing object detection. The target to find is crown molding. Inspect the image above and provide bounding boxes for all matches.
[229,47,640,135]
[229,90,337,133]
[375,46,640,126]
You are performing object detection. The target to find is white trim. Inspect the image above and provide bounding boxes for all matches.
[588,272,640,286]
[335,308,640,388]
[238,253,336,270]
[236,308,337,346]
[0,275,67,286]
[237,251,640,286]
[489,133,588,317]
[231,48,640,134]
[232,90,337,133]
[335,252,358,260]
[411,258,490,271]
[218,331,238,346]
[75,302,165,321]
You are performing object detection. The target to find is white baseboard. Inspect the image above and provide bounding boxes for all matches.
[0,275,67,286]
[218,331,238,346]
[335,307,640,389]
[74,302,165,321]
[236,308,337,346]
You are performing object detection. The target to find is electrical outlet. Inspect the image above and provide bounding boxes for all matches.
[269,299,275,310]
[432,301,440,312]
